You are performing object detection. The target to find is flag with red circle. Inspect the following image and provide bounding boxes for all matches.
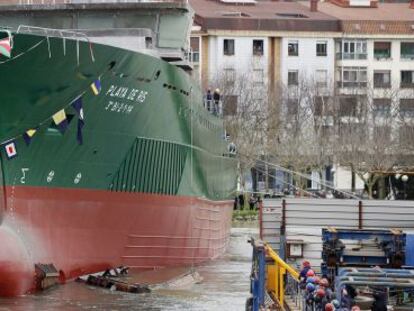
[4,141,17,159]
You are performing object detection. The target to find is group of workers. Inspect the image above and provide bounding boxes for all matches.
[299,261,387,311]
[234,194,261,210]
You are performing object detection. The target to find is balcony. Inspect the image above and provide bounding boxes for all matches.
[374,52,391,61]
[374,42,391,61]
[374,82,391,89]
[336,52,367,60]
[374,71,391,89]
[401,42,414,60]
[401,54,414,60]
[337,81,368,88]
[400,83,414,89]
[401,71,414,88]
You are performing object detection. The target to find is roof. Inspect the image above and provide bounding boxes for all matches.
[190,0,340,32]
[0,0,190,11]
[304,2,414,34]
[191,0,414,35]
[304,2,414,21]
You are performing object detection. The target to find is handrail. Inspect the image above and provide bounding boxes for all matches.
[17,25,90,42]
[265,243,300,281]
[263,242,300,310]
[248,238,302,311]
[16,25,95,63]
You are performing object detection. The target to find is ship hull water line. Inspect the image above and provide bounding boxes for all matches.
[0,33,237,296]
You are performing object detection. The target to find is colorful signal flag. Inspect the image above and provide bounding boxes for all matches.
[4,141,17,159]
[52,109,68,134]
[90,79,101,95]
[23,129,37,145]
[71,97,85,145]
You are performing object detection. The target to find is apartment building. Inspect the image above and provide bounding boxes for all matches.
[309,1,414,191]
[189,0,339,89]
[313,2,414,97]
[189,0,414,193]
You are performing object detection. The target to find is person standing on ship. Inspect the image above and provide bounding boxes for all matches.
[206,88,212,112]
[213,88,220,115]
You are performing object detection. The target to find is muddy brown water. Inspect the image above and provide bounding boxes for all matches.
[0,225,258,311]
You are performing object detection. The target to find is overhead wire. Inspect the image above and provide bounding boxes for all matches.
[239,154,360,200]
[252,165,318,198]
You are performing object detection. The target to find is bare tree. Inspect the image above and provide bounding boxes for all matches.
[334,82,414,198]
[210,65,281,194]
[208,65,414,199]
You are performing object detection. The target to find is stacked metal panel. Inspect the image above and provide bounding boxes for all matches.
[261,198,414,272]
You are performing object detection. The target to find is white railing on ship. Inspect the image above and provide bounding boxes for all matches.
[15,0,188,5]
[17,25,90,42]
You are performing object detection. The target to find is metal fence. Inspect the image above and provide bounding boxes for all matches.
[260,198,414,272]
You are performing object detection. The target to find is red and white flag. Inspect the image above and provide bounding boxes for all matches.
[5,141,17,159]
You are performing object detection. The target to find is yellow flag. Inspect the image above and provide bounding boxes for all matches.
[26,129,37,138]
[52,109,67,125]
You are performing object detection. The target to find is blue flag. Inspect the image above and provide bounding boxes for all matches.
[71,97,85,145]
[77,119,84,145]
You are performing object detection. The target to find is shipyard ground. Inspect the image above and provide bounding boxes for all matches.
[0,226,258,310]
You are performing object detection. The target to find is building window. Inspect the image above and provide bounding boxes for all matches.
[287,98,299,115]
[288,41,299,56]
[374,42,391,60]
[316,70,328,88]
[253,40,264,56]
[288,70,299,86]
[339,40,367,60]
[339,96,358,117]
[373,70,391,88]
[338,67,367,88]
[223,95,238,116]
[224,68,235,86]
[399,125,414,144]
[373,126,391,142]
[373,98,391,118]
[223,39,235,56]
[401,42,414,60]
[401,71,414,88]
[316,41,327,57]
[314,96,330,116]
[253,69,264,85]
[400,98,414,118]
[190,37,200,63]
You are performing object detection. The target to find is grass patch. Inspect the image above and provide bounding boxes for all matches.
[232,209,258,221]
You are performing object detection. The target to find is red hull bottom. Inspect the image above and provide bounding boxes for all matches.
[0,186,232,297]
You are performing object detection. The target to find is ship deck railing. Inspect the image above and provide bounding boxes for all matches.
[17,25,91,43]
[1,0,189,6]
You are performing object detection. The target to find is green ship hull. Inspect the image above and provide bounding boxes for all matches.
[0,33,237,296]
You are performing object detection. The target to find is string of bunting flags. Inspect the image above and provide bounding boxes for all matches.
[3,78,102,160]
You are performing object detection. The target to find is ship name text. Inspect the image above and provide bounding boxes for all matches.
[104,85,148,114]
